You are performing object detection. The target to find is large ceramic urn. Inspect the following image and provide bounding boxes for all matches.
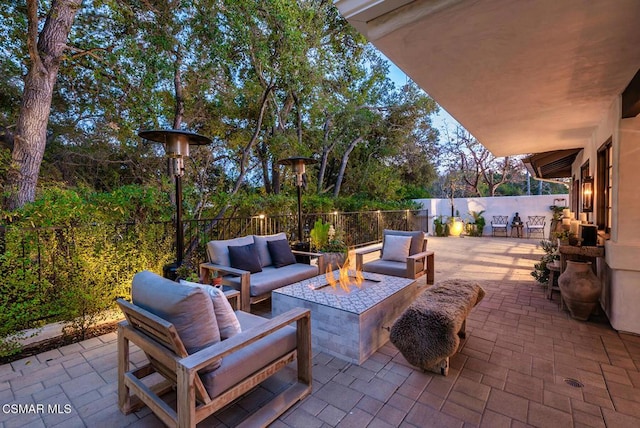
[558,260,601,321]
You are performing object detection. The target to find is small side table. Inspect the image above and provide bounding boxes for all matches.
[222,287,240,311]
[546,264,561,300]
[511,224,524,238]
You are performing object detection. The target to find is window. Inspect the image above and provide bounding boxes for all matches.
[597,139,613,233]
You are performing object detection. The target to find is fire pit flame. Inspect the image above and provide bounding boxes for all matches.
[324,252,364,292]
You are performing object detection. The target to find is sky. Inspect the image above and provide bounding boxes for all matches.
[382,54,461,138]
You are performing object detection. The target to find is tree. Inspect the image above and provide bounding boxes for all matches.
[439,127,520,197]
[5,0,82,210]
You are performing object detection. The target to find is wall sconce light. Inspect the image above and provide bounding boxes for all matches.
[582,176,594,213]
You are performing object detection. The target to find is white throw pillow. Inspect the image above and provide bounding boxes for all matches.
[382,235,412,262]
[180,280,242,339]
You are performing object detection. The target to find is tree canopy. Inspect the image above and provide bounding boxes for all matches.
[1,0,440,218]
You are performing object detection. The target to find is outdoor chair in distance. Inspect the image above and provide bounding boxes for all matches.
[491,216,509,237]
[527,215,546,239]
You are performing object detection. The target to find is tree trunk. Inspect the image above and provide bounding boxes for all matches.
[317,115,335,194]
[333,136,362,198]
[6,0,82,210]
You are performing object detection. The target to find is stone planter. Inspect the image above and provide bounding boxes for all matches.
[558,260,601,321]
[322,252,347,271]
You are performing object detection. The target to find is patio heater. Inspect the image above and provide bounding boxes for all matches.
[278,156,317,253]
[138,129,212,279]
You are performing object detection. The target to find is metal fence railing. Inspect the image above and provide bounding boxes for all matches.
[0,210,427,334]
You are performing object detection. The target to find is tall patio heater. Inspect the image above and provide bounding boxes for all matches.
[278,157,317,253]
[138,129,212,279]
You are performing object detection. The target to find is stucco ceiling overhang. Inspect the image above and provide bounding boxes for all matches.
[335,0,640,157]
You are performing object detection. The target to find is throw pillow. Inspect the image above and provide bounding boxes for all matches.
[180,280,242,340]
[381,235,412,262]
[228,243,262,273]
[267,239,296,268]
[253,232,288,267]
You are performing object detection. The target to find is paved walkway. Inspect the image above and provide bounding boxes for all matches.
[2,237,640,427]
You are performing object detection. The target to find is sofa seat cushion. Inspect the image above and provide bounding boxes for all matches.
[361,259,410,278]
[200,311,296,398]
[226,263,318,296]
[207,235,255,267]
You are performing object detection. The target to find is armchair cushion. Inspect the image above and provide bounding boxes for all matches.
[132,271,221,371]
[253,232,288,267]
[267,239,297,268]
[200,311,297,398]
[361,259,411,278]
[382,235,412,262]
[383,230,425,256]
[180,280,241,339]
[228,243,262,273]
[207,235,255,267]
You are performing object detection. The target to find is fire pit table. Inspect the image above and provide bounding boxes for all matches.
[272,271,417,364]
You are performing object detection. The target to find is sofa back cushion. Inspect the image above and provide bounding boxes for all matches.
[207,235,254,266]
[253,232,288,267]
[132,271,221,370]
[383,230,425,256]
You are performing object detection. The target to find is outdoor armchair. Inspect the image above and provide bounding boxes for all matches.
[117,271,312,428]
[355,229,434,283]
[527,215,546,238]
[491,216,509,237]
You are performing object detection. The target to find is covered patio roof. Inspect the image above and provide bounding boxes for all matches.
[336,0,640,157]
[522,148,582,180]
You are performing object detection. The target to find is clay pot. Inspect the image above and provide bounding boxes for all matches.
[558,261,601,321]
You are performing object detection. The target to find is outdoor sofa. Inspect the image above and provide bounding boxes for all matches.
[200,232,325,311]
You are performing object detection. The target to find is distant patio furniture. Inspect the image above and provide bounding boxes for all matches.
[526,216,546,238]
[491,216,509,237]
[117,271,312,428]
[200,233,325,312]
[355,229,434,284]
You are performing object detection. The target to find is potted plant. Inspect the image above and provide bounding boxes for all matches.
[465,210,486,237]
[175,263,200,283]
[433,215,450,237]
[531,239,559,285]
[310,219,347,270]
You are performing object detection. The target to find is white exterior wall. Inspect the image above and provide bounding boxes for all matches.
[571,97,640,335]
[414,194,566,237]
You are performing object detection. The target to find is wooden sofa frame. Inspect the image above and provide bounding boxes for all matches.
[117,299,311,427]
[200,249,325,312]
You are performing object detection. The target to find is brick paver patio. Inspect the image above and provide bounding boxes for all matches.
[2,237,640,427]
